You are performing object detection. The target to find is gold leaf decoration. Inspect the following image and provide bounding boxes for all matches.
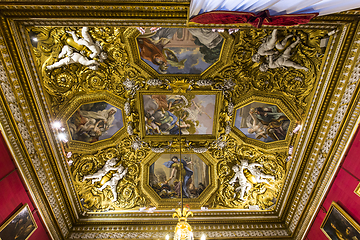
[71,144,148,211]
[208,137,287,209]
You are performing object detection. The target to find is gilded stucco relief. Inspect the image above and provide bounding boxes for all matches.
[30,26,326,212]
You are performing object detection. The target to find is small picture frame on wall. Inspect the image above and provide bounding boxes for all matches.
[321,202,360,240]
[0,204,37,240]
[355,182,360,198]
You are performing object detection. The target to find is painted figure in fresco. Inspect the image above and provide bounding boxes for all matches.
[259,37,308,72]
[143,95,196,135]
[248,106,290,141]
[79,107,117,133]
[266,119,290,141]
[188,28,223,49]
[252,29,293,63]
[83,158,121,184]
[164,156,193,198]
[250,106,285,125]
[137,28,178,73]
[67,27,108,61]
[68,107,117,143]
[229,163,252,200]
[242,160,275,184]
[46,45,101,70]
[138,38,169,73]
[98,165,127,202]
[247,112,268,140]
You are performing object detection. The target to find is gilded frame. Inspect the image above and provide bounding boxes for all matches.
[137,90,223,142]
[320,202,360,240]
[355,183,360,198]
[0,204,38,240]
[56,91,126,153]
[125,27,235,78]
[141,150,218,209]
[231,93,300,150]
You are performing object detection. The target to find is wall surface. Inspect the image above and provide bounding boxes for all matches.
[0,133,51,240]
[305,125,360,239]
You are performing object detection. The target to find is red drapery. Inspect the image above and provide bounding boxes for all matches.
[190,10,318,28]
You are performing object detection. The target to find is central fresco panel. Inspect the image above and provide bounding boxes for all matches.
[29,25,329,214]
[142,94,216,135]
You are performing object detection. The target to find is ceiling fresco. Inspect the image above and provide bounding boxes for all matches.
[1,5,360,239]
[31,25,314,213]
[137,28,224,74]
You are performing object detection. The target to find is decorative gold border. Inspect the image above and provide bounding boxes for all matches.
[126,27,235,79]
[1,5,360,238]
[141,151,218,209]
[320,202,360,239]
[0,204,38,240]
[56,91,126,153]
[231,92,300,150]
[137,90,223,142]
[355,182,360,198]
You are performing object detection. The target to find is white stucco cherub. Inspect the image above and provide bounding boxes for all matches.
[83,158,121,184]
[242,160,275,184]
[259,37,308,72]
[229,163,252,200]
[98,165,127,202]
[46,45,100,70]
[67,27,107,61]
[252,29,293,63]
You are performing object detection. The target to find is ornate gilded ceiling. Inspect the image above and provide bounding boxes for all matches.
[1,2,360,240]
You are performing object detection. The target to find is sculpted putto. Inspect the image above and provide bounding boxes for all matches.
[98,165,127,202]
[252,29,293,63]
[229,160,275,200]
[259,37,308,72]
[83,158,121,184]
[46,45,101,70]
[67,27,107,61]
[46,27,107,71]
[229,163,252,200]
[242,160,275,184]
[252,29,308,72]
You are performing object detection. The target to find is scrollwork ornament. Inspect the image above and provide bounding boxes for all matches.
[31,26,147,113]
[208,138,286,210]
[71,146,146,211]
[213,28,328,110]
[146,79,163,86]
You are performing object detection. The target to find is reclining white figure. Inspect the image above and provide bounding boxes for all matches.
[242,160,275,184]
[98,165,127,202]
[46,45,100,71]
[83,158,121,184]
[252,29,293,63]
[259,37,308,72]
[67,27,107,61]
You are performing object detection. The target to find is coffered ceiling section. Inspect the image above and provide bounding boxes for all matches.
[1,6,360,240]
